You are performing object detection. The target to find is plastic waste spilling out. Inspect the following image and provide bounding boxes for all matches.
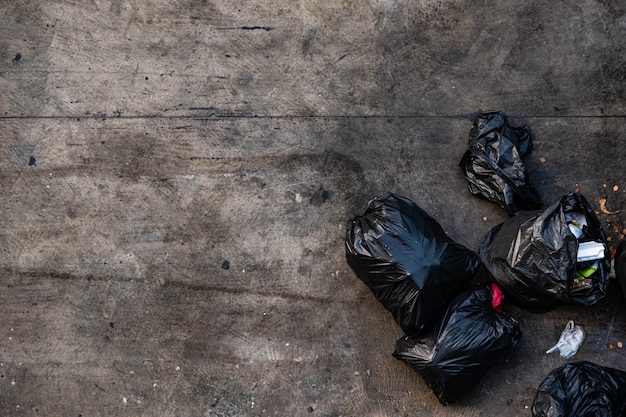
[459,111,542,215]
[546,321,585,359]
[345,192,480,336]
[393,283,522,405]
[532,361,626,417]
[576,241,605,262]
[480,192,610,312]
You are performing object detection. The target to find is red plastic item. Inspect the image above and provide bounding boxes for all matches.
[491,283,503,312]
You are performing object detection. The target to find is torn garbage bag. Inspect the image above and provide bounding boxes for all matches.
[393,283,522,405]
[532,361,626,417]
[345,192,480,336]
[480,192,610,312]
[459,111,542,215]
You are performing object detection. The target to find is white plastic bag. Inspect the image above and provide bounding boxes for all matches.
[546,321,585,359]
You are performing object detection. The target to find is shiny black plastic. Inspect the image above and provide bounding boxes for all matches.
[393,284,522,405]
[345,192,480,336]
[480,192,610,312]
[459,111,542,215]
[615,242,626,299]
[532,361,626,417]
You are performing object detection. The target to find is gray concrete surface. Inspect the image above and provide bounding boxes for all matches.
[1,1,626,416]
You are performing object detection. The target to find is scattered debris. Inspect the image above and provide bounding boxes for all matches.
[599,196,620,215]
[605,341,624,350]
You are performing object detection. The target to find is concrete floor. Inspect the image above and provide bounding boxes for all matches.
[1,1,626,416]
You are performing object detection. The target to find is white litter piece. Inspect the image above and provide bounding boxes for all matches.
[577,241,605,262]
[546,320,585,359]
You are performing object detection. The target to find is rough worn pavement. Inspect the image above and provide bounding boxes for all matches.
[2,1,626,416]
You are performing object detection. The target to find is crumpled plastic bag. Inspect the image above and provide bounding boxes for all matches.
[345,192,480,336]
[459,111,542,215]
[546,321,585,359]
[393,283,522,405]
[533,361,626,417]
[480,192,610,312]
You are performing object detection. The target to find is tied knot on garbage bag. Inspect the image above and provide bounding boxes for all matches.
[459,111,542,215]
[480,192,610,312]
[392,284,522,405]
[345,192,480,336]
[532,362,626,417]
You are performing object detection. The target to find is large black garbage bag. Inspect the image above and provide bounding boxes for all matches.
[615,242,626,299]
[393,283,522,405]
[532,361,626,417]
[480,192,610,312]
[459,111,542,215]
[345,192,480,336]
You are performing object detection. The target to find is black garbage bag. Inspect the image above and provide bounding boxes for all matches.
[345,192,480,336]
[459,111,542,215]
[532,361,626,417]
[393,283,522,405]
[615,242,626,299]
[480,192,610,312]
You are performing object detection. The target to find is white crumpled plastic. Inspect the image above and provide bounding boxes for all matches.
[546,320,585,359]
